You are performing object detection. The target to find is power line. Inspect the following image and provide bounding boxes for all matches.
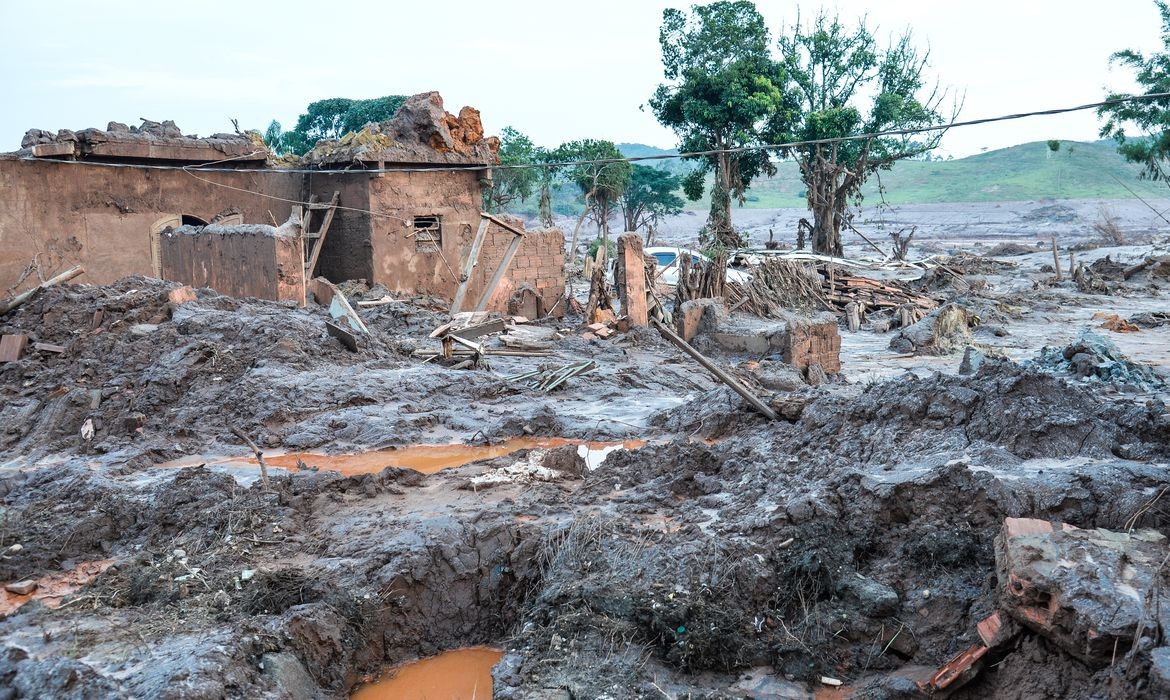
[18,91,1170,175]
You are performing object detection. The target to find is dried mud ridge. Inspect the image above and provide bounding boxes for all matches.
[1,280,1170,698]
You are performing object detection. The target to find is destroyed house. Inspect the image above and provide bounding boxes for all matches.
[0,92,565,315]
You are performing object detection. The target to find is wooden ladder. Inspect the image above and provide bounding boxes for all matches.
[302,191,340,278]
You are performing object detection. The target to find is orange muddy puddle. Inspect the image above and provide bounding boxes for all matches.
[160,437,647,477]
[0,559,115,616]
[351,646,503,700]
[263,437,646,475]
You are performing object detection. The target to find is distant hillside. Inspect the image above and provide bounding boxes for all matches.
[620,139,1168,209]
[509,139,1168,218]
[615,143,695,177]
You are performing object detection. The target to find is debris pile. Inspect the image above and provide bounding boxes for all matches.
[726,257,938,319]
[1031,328,1166,391]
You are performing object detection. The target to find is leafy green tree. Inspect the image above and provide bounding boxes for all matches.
[770,11,951,256]
[1099,1,1170,182]
[649,1,790,248]
[272,95,408,156]
[485,127,539,213]
[620,165,685,232]
[339,96,408,135]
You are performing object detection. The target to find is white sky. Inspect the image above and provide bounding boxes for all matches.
[0,0,1161,157]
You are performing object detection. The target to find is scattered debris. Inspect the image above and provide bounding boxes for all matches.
[506,361,597,392]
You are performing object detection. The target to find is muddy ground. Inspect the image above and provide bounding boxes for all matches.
[1,212,1170,699]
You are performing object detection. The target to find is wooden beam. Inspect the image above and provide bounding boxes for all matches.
[650,317,777,421]
[473,227,525,313]
[481,212,528,238]
[31,143,76,158]
[449,217,490,315]
[0,265,85,316]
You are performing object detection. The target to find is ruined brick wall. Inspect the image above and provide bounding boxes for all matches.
[480,223,566,317]
[780,313,841,373]
[360,169,565,316]
[0,157,302,294]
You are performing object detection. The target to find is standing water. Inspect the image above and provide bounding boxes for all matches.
[351,647,504,699]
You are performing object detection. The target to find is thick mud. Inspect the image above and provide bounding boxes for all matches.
[1,237,1169,698]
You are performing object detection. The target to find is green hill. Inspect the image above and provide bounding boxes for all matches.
[509,140,1168,219]
[622,140,1169,210]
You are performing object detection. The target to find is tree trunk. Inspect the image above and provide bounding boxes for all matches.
[810,197,843,257]
[707,151,741,249]
[539,184,553,228]
[565,190,594,266]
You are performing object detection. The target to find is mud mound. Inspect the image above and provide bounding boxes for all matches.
[0,277,426,457]
[501,372,1170,698]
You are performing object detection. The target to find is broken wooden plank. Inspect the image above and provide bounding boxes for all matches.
[33,342,65,353]
[481,212,528,238]
[450,318,506,340]
[0,265,85,316]
[450,217,490,315]
[305,191,339,279]
[325,319,358,351]
[0,334,29,362]
[650,317,777,421]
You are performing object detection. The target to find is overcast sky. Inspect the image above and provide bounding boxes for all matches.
[0,0,1162,157]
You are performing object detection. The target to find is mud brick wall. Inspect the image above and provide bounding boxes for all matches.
[0,157,302,295]
[481,225,566,317]
[359,169,565,316]
[159,226,305,305]
[779,313,841,373]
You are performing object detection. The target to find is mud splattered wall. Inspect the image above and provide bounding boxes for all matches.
[0,157,301,294]
[1,157,564,315]
[360,169,565,315]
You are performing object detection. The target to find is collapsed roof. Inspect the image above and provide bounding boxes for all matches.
[19,120,266,163]
[302,91,500,168]
[12,91,499,168]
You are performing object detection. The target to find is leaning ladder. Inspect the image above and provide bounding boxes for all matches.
[302,191,340,278]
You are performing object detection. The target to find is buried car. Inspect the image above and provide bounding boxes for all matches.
[645,246,752,286]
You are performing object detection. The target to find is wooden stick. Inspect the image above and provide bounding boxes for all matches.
[650,317,777,421]
[0,265,85,316]
[450,217,490,315]
[1052,236,1062,281]
[230,426,270,489]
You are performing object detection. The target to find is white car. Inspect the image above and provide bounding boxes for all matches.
[644,246,752,286]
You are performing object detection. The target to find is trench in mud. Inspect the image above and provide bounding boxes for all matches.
[350,646,503,699]
[157,436,648,477]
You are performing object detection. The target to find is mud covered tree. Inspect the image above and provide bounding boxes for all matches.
[485,127,539,213]
[1098,1,1170,183]
[770,12,951,256]
[559,139,631,261]
[649,1,790,249]
[620,165,685,240]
